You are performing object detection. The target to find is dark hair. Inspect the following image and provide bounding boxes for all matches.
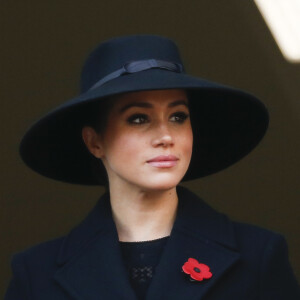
[80,96,116,187]
[82,96,116,133]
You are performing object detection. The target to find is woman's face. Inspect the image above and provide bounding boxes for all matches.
[86,89,193,191]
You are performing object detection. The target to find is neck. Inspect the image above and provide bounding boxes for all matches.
[109,183,178,242]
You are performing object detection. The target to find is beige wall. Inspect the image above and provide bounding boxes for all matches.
[1,1,299,296]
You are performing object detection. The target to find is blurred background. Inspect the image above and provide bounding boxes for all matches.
[1,0,299,296]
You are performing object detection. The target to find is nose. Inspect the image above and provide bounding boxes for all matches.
[151,124,174,148]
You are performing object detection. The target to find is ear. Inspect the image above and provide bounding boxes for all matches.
[82,126,104,158]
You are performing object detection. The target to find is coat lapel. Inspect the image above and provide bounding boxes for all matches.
[53,187,240,300]
[146,187,240,300]
[53,193,137,300]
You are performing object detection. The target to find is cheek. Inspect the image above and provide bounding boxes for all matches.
[179,126,193,158]
[104,131,145,160]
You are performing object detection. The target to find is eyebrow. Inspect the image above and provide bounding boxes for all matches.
[120,99,189,113]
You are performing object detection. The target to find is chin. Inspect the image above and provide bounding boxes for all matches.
[138,174,184,192]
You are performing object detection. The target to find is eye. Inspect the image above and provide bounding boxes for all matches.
[127,114,149,125]
[170,112,189,123]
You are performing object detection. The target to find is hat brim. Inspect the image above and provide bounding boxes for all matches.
[20,69,269,185]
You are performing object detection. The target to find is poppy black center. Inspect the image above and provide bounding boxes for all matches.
[193,267,201,273]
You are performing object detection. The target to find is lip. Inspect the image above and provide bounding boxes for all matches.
[147,155,179,168]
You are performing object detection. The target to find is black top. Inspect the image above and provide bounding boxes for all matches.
[119,236,170,300]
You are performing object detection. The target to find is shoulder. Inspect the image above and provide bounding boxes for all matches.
[232,221,300,297]
[11,192,111,269]
[178,186,287,248]
[176,185,287,251]
[10,236,65,273]
[6,237,65,300]
[232,220,285,249]
[230,221,289,269]
[230,221,290,267]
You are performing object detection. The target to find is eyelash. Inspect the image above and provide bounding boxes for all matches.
[127,114,149,125]
[127,112,189,125]
[169,112,189,124]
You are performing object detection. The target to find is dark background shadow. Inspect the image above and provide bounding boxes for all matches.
[1,1,299,296]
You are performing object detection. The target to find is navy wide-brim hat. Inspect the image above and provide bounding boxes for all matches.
[20,35,269,185]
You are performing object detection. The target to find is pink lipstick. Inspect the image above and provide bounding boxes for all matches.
[147,155,178,168]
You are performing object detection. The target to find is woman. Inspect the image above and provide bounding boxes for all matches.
[5,35,299,299]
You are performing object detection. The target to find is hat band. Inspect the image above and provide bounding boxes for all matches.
[89,59,183,90]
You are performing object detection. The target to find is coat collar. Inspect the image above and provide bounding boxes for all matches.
[174,186,237,250]
[146,186,240,299]
[54,186,240,299]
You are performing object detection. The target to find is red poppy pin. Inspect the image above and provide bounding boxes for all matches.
[182,258,213,282]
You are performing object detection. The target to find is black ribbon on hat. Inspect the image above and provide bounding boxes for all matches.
[89,59,184,90]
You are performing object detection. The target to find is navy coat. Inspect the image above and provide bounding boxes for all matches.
[5,187,300,299]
